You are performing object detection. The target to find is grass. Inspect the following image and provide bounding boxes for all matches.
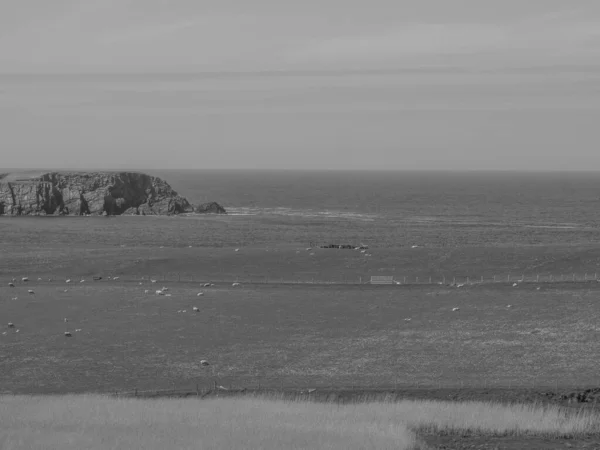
[1,395,599,450]
[0,395,420,450]
[2,281,600,394]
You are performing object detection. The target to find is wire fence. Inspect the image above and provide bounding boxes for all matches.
[38,271,600,286]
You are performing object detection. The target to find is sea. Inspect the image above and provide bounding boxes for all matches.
[161,169,600,227]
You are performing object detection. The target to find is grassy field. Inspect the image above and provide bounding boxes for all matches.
[3,214,600,448]
[3,215,600,283]
[2,280,600,394]
[2,395,599,450]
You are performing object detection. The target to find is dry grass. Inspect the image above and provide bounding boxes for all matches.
[0,395,419,450]
[1,395,598,450]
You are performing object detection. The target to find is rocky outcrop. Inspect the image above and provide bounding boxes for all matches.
[195,202,227,214]
[0,171,225,216]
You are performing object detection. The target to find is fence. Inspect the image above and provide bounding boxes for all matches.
[40,271,600,286]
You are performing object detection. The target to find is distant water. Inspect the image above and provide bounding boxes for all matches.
[157,170,600,229]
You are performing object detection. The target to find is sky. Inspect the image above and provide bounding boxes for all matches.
[1,0,600,170]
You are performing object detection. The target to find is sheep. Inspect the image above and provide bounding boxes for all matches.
[64,331,72,337]
[536,287,541,290]
[80,279,85,283]
[197,292,204,296]
[193,307,199,312]
[203,283,211,287]
[1,332,6,335]
[156,290,164,295]
[11,297,17,301]
[15,329,19,333]
[64,318,68,323]
[165,294,172,297]
[151,279,157,283]
[452,307,460,312]
[507,305,512,308]
[512,282,518,287]
[8,323,15,328]
[200,360,209,366]
[37,278,42,281]
[234,248,239,252]
[8,282,14,287]
[144,290,149,294]
[22,277,28,282]
[404,318,411,321]
[64,289,68,293]
[182,310,187,313]
[66,279,71,283]
[113,277,120,280]
[75,329,82,332]
[162,287,169,291]
[232,282,241,287]
[27,289,34,294]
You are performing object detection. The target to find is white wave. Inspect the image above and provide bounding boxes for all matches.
[225,207,378,221]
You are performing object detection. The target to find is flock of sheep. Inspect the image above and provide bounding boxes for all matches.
[3,275,242,349]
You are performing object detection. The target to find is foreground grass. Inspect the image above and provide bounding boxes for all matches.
[0,395,419,450]
[1,396,599,450]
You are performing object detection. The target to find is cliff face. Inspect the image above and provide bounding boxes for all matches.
[0,172,223,216]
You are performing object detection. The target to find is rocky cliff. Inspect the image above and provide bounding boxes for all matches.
[0,171,226,216]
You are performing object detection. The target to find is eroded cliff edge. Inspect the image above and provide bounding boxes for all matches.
[0,171,226,216]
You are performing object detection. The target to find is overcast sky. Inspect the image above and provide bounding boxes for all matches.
[1,0,600,170]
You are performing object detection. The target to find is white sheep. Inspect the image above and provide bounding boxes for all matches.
[144,290,149,294]
[197,292,204,296]
[200,360,209,366]
[37,278,42,281]
[22,277,28,282]
[113,277,120,280]
[64,331,72,337]
[452,307,460,311]
[232,282,240,286]
[165,294,172,297]
[66,279,71,283]
[8,322,14,328]
[512,283,518,287]
[64,289,68,292]
[11,297,17,301]
[64,318,68,322]
[182,310,187,313]
[80,279,85,283]
[234,248,239,252]
[404,318,411,321]
[8,282,14,287]
[203,283,211,287]
[27,289,34,294]
[162,287,169,291]
[507,305,512,308]
[193,307,199,312]
[156,290,164,295]
[75,329,82,332]
[151,279,157,283]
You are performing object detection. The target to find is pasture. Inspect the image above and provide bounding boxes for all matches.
[2,279,600,395]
